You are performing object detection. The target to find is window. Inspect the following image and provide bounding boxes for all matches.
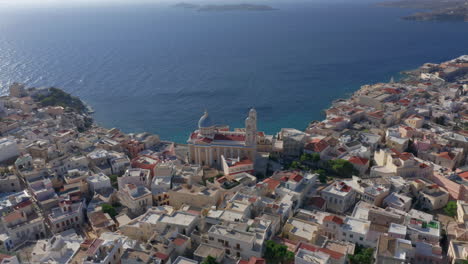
[209,237,214,241]
[349,234,353,238]
[360,237,363,241]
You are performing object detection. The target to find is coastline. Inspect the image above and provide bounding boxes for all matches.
[8,55,466,145]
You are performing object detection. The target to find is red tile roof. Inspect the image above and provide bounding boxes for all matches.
[0,254,15,262]
[13,199,33,210]
[196,137,213,144]
[214,133,246,141]
[367,111,384,119]
[398,152,413,161]
[348,156,369,166]
[154,252,169,260]
[459,171,468,179]
[288,173,303,183]
[336,182,351,192]
[323,215,344,225]
[248,257,266,264]
[383,88,402,94]
[296,242,344,260]
[3,211,24,223]
[261,178,281,190]
[438,152,455,160]
[86,239,104,256]
[173,238,187,246]
[304,139,329,153]
[231,158,253,167]
[308,197,326,209]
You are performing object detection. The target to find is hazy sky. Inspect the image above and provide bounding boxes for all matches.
[0,0,378,9]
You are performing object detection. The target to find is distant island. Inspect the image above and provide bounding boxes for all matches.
[173,2,277,12]
[381,0,468,22]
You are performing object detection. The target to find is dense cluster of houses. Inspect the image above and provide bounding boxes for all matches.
[0,56,466,263]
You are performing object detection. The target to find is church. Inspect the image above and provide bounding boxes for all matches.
[187,109,259,168]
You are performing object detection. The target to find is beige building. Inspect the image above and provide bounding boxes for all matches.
[448,240,468,264]
[282,217,319,243]
[168,184,221,209]
[404,115,424,129]
[118,184,152,217]
[187,109,258,168]
[410,179,449,210]
[371,149,432,178]
[457,200,468,223]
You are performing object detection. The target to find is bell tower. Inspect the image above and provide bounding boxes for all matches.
[245,108,257,146]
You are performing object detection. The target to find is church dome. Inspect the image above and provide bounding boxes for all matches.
[198,111,213,128]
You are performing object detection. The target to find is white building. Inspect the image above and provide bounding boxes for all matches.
[48,199,85,234]
[31,229,83,264]
[83,237,124,264]
[295,249,330,264]
[383,192,412,212]
[118,168,152,190]
[205,224,263,260]
[321,181,357,213]
[0,138,19,162]
[87,172,112,193]
[340,217,374,248]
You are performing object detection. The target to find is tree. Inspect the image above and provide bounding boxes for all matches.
[300,154,309,162]
[349,245,373,264]
[201,256,219,264]
[101,204,117,218]
[108,175,119,189]
[315,169,327,183]
[264,240,294,264]
[327,159,356,177]
[444,201,457,217]
[290,161,301,170]
[310,153,320,163]
[434,116,446,126]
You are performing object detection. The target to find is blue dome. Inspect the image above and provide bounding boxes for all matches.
[198,111,213,128]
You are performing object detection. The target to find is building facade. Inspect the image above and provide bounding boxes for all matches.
[187,109,258,168]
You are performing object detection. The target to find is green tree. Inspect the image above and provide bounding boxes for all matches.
[434,116,446,126]
[310,153,320,163]
[101,204,117,218]
[328,159,356,177]
[315,169,327,183]
[290,161,301,170]
[264,240,294,264]
[444,201,457,217]
[201,256,219,264]
[108,174,119,188]
[349,246,373,264]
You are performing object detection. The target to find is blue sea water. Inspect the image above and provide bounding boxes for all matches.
[0,0,467,142]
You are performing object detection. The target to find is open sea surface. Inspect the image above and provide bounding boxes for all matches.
[0,0,467,142]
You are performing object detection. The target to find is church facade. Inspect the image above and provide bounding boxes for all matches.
[187,109,259,168]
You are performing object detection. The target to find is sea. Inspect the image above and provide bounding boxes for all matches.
[0,0,467,142]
